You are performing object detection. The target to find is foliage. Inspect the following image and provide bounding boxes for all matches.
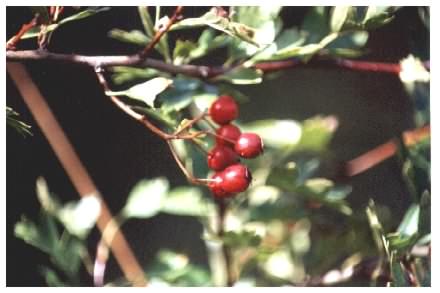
[9,6,429,287]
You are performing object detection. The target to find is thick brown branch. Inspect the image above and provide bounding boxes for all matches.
[6,50,218,78]
[7,50,429,79]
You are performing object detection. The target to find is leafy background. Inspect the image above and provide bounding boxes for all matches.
[6,6,429,286]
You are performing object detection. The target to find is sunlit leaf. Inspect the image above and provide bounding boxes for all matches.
[295,115,338,152]
[242,119,302,149]
[161,186,214,217]
[122,177,169,219]
[330,6,351,32]
[106,77,173,108]
[57,195,101,239]
[108,29,150,46]
[215,67,263,85]
[6,106,32,137]
[36,177,61,215]
[397,204,420,237]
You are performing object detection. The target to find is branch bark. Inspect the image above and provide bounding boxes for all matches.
[7,50,428,79]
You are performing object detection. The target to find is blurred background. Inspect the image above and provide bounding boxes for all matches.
[6,6,429,286]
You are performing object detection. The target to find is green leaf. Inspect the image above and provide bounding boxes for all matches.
[108,29,150,46]
[295,115,338,152]
[390,252,410,286]
[39,266,68,286]
[330,6,351,32]
[173,40,198,65]
[242,119,302,149]
[252,28,307,62]
[363,6,395,28]
[107,77,172,108]
[418,191,430,236]
[222,230,262,248]
[171,7,261,47]
[122,177,169,219]
[6,106,32,137]
[110,66,160,85]
[366,200,388,256]
[14,212,59,254]
[148,250,211,286]
[52,234,84,276]
[266,164,299,191]
[57,195,101,239]
[22,7,111,39]
[397,204,420,237]
[302,6,330,43]
[161,186,214,217]
[36,177,61,215]
[157,78,202,113]
[215,67,263,85]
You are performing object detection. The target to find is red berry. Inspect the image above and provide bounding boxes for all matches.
[234,133,264,158]
[216,124,241,147]
[207,145,239,171]
[209,95,239,125]
[221,163,252,193]
[209,172,235,198]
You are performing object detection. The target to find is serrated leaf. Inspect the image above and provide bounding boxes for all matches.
[161,186,214,217]
[363,6,392,23]
[157,78,201,113]
[22,7,111,39]
[57,195,101,239]
[107,77,172,107]
[242,119,302,149]
[108,29,150,46]
[122,177,169,219]
[330,6,351,32]
[215,67,263,85]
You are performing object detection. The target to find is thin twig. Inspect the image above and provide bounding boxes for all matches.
[6,15,39,50]
[138,6,183,59]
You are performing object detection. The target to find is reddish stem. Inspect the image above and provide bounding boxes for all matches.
[138,6,184,59]
[6,15,39,50]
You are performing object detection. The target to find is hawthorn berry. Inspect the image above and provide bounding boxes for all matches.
[209,95,239,125]
[207,145,239,171]
[220,163,252,193]
[216,124,241,147]
[234,133,264,158]
[209,172,234,198]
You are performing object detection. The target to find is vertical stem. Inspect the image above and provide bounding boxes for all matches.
[217,199,235,286]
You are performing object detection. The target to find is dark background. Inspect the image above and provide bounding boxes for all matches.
[6,6,429,286]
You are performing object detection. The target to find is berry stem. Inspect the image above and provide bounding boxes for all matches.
[206,130,237,145]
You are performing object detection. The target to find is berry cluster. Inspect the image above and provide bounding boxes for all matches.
[207,95,264,199]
